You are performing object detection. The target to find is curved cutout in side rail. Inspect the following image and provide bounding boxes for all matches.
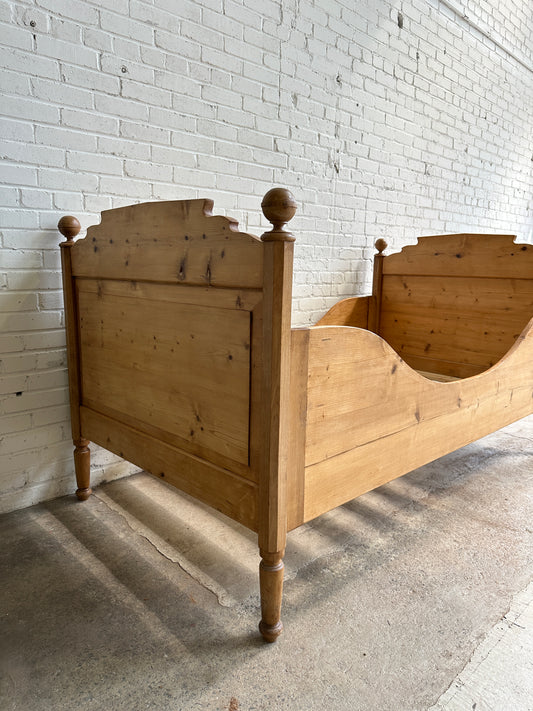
[296,320,533,522]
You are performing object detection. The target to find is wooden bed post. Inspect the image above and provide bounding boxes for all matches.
[368,238,388,334]
[258,188,297,642]
[58,216,92,501]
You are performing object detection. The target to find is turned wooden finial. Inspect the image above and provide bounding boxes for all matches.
[375,238,388,254]
[261,188,297,242]
[58,215,81,242]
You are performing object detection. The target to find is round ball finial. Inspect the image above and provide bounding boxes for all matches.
[261,188,297,241]
[58,215,81,242]
[375,238,388,254]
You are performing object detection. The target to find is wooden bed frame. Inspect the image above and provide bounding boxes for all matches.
[58,188,533,642]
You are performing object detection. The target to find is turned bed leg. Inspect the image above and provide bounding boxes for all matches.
[73,438,92,500]
[259,549,285,642]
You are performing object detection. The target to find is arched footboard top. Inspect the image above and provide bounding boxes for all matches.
[69,198,264,289]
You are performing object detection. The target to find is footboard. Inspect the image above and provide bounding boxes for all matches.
[319,234,533,379]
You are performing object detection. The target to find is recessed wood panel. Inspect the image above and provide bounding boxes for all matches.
[77,279,252,466]
[382,274,533,316]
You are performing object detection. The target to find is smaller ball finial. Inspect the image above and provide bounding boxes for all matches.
[375,238,388,254]
[58,215,81,242]
[261,188,297,242]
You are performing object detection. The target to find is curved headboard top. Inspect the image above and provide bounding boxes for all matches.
[382,233,532,279]
[66,198,264,289]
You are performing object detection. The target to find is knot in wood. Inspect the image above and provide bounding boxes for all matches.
[58,215,81,241]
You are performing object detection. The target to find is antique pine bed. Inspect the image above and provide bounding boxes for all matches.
[58,188,533,642]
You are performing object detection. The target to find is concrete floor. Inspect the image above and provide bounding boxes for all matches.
[1,416,532,711]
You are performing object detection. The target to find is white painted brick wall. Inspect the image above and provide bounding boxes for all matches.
[1,0,532,512]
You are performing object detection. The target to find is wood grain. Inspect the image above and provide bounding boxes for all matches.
[71,199,263,288]
[60,243,83,441]
[382,274,533,315]
[380,308,526,373]
[382,234,533,278]
[379,236,533,376]
[415,370,460,383]
[315,295,370,328]
[80,406,258,529]
[257,188,297,641]
[77,279,252,466]
[258,239,293,553]
[369,244,386,332]
[391,354,486,380]
[301,320,533,522]
[286,328,309,530]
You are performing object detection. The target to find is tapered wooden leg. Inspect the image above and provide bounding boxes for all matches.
[259,549,285,642]
[73,438,92,500]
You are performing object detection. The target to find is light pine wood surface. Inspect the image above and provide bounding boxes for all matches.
[315,295,370,328]
[59,204,533,643]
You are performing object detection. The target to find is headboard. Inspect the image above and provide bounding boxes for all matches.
[377,234,533,378]
[59,191,297,540]
[73,199,261,469]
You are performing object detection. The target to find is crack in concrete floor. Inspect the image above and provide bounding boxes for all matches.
[94,488,237,607]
